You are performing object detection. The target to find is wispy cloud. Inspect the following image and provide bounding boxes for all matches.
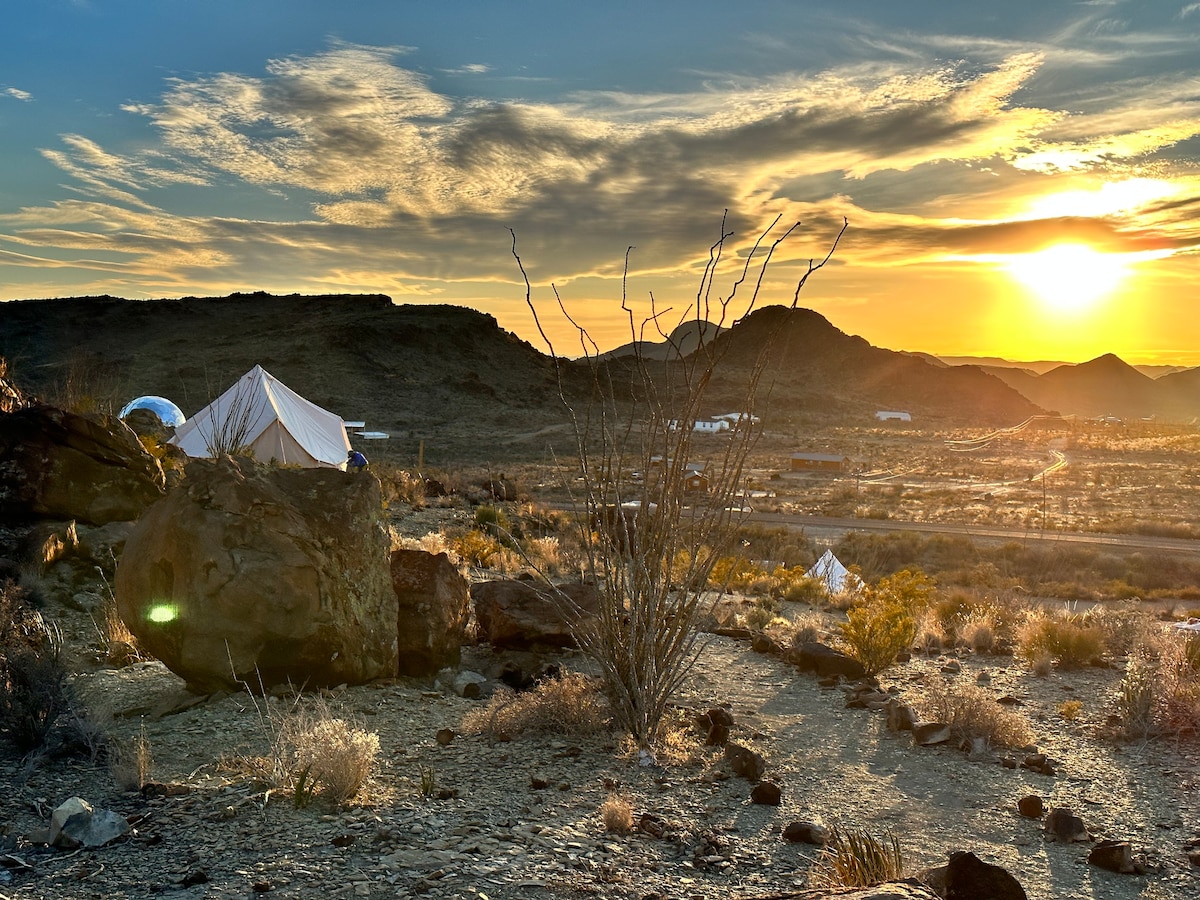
[3,87,32,101]
[3,30,1199,297]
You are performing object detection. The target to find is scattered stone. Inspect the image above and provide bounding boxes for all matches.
[790,641,867,679]
[1088,840,1138,874]
[976,670,992,684]
[966,736,990,760]
[48,797,130,849]
[1018,795,1044,818]
[912,722,952,746]
[435,728,456,745]
[750,781,781,805]
[1044,807,1089,843]
[529,774,550,790]
[751,633,780,655]
[782,821,828,845]
[698,707,734,746]
[941,660,962,674]
[944,850,1028,900]
[997,695,1024,706]
[1000,756,1017,769]
[886,698,917,732]
[1021,753,1055,776]
[451,670,487,698]
[725,742,766,782]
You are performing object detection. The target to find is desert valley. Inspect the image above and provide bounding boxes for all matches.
[2,294,1200,900]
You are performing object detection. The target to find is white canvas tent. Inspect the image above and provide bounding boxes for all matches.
[171,365,351,468]
[805,549,855,595]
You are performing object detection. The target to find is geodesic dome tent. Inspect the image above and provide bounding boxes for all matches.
[170,365,351,468]
[804,549,855,595]
[119,395,186,427]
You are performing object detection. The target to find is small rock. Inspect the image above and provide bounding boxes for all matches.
[435,728,456,746]
[750,781,781,805]
[529,775,550,790]
[724,742,766,782]
[912,722,952,746]
[885,698,917,732]
[1088,839,1137,874]
[452,671,487,699]
[48,797,130,849]
[782,821,828,845]
[941,660,962,674]
[1017,795,1043,818]
[1044,807,1089,843]
[1021,753,1055,776]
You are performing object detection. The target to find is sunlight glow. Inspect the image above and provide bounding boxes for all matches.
[1005,244,1130,312]
[147,604,178,624]
[1023,178,1177,220]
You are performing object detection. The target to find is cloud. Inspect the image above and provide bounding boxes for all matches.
[3,87,32,101]
[5,37,1200,298]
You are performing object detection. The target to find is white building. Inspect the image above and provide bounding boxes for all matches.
[875,410,912,422]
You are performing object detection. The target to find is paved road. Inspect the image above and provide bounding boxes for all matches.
[745,510,1200,556]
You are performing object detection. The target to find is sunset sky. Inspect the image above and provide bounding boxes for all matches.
[2,1,1199,364]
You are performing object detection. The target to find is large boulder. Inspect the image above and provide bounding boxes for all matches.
[472,578,601,649]
[0,405,164,525]
[390,548,470,676]
[115,457,396,691]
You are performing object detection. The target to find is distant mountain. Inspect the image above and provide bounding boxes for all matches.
[960,353,1200,421]
[598,319,725,361]
[697,306,1042,424]
[932,354,1186,380]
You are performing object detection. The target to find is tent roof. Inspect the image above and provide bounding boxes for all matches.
[171,365,350,468]
[805,549,853,594]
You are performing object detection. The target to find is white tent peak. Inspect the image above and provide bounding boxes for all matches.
[171,365,351,469]
[805,549,855,595]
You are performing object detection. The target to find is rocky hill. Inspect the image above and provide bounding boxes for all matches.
[1,295,1051,462]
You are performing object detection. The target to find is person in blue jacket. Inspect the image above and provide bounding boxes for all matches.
[347,449,369,471]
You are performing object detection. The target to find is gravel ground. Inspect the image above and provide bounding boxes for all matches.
[3,623,1200,900]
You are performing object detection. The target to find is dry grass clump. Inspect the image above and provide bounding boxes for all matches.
[919,679,1033,749]
[290,715,380,805]
[111,722,153,792]
[959,612,997,653]
[0,580,70,753]
[461,670,610,738]
[1016,611,1105,670]
[1115,631,1200,738]
[1082,602,1156,657]
[600,793,634,834]
[808,826,905,889]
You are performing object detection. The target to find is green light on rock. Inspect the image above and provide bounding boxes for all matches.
[147,604,178,624]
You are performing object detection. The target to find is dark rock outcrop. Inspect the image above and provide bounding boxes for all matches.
[115,457,395,691]
[390,548,470,676]
[0,405,164,525]
[472,578,601,649]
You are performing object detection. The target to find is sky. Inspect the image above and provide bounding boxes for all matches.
[2,1,1199,365]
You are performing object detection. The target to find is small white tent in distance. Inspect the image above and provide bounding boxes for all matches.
[804,549,855,595]
[171,365,352,469]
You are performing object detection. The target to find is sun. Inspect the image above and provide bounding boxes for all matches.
[1005,243,1130,313]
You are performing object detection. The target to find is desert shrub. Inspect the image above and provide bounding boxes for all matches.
[837,570,933,676]
[0,581,70,753]
[600,794,634,834]
[919,680,1033,748]
[809,826,904,889]
[460,670,610,738]
[959,612,997,653]
[376,464,426,509]
[1016,612,1105,670]
[1057,699,1083,721]
[783,575,829,605]
[447,529,504,568]
[839,603,917,677]
[92,594,144,668]
[1117,632,1200,738]
[524,535,564,575]
[1082,602,1155,657]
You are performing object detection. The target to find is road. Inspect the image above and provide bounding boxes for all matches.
[745,510,1200,556]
